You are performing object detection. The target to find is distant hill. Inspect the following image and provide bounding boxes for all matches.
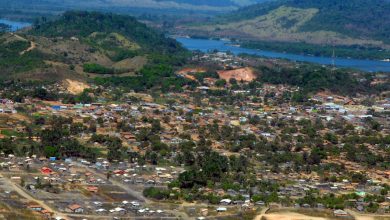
[31,11,183,55]
[186,0,390,48]
[0,11,187,82]
[154,0,268,7]
[0,0,270,17]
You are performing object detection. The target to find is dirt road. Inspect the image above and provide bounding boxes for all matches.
[0,173,70,220]
[8,33,37,55]
[77,163,193,219]
[20,41,36,55]
[75,162,147,202]
[1,166,193,220]
[346,209,390,220]
[254,207,269,220]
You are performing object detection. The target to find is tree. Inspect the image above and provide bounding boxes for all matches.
[149,151,158,165]
[34,117,46,125]
[215,79,227,87]
[70,122,86,135]
[178,170,196,188]
[351,172,367,184]
[20,178,25,187]
[200,151,229,180]
[229,78,237,85]
[44,146,59,158]
[107,138,123,162]
[325,132,338,144]
[106,171,111,180]
[33,88,48,100]
[76,90,93,103]
[151,119,162,133]
[89,123,97,133]
[143,187,170,200]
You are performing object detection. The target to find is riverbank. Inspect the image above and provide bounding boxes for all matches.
[176,37,390,73]
[241,40,390,61]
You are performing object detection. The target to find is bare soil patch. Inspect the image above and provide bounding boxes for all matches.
[217,67,257,82]
[63,79,90,94]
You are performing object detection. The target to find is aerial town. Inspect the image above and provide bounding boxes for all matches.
[0,50,389,220]
[1,1,390,218]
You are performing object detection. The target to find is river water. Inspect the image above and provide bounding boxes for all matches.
[0,18,31,31]
[176,37,390,73]
[1,19,389,73]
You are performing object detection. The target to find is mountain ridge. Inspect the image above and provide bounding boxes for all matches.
[185,0,390,48]
[0,0,270,16]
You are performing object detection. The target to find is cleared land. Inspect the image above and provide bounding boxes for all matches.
[188,6,387,48]
[217,67,257,82]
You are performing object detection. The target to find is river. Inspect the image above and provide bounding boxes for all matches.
[0,18,31,31]
[1,19,389,73]
[176,37,390,73]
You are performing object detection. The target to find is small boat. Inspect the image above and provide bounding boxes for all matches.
[382,58,390,62]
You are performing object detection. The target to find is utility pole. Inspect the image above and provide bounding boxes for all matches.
[331,41,336,74]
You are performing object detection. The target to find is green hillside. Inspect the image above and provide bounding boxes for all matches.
[219,0,390,43]
[31,11,184,56]
[188,0,390,52]
[0,11,188,86]
[0,0,268,18]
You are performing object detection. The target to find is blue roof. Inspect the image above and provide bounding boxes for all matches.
[51,106,61,110]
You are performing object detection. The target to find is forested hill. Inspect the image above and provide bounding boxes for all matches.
[154,0,268,7]
[0,0,269,17]
[0,11,188,85]
[31,11,185,55]
[196,0,390,47]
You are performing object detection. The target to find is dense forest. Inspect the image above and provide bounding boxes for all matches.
[242,41,390,60]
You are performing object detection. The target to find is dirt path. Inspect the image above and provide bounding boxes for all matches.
[346,209,390,220]
[254,209,390,220]
[20,41,36,55]
[77,163,193,219]
[255,210,328,220]
[260,212,328,220]
[76,162,147,202]
[0,173,70,220]
[10,33,27,41]
[9,33,37,55]
[254,207,269,220]
[1,172,184,220]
